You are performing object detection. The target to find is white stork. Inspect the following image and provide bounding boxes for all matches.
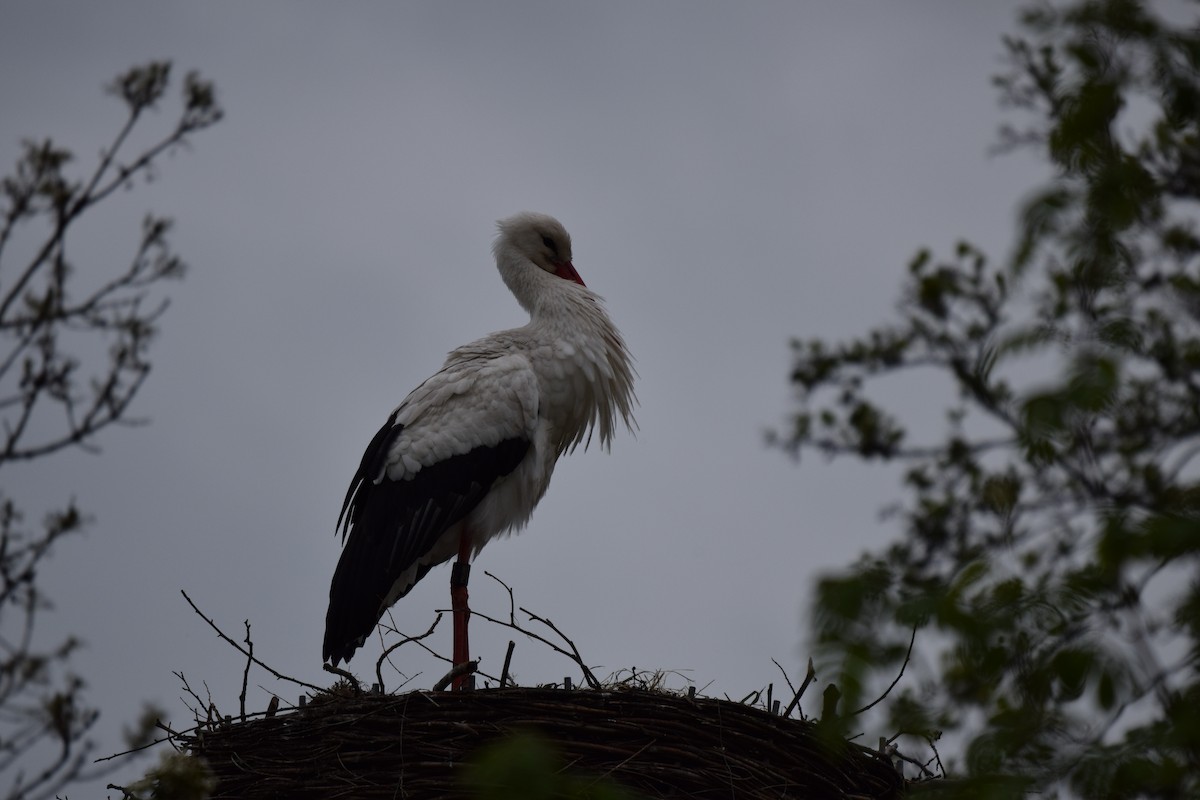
[323,212,637,679]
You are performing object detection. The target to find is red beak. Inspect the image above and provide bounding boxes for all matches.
[553,261,586,287]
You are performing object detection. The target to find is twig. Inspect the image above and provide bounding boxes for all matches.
[94,728,175,764]
[379,616,452,665]
[240,620,252,722]
[782,658,817,719]
[377,616,503,685]
[181,590,324,693]
[891,748,939,780]
[485,570,517,621]
[432,660,478,692]
[884,733,945,781]
[322,663,361,694]
[375,613,443,692]
[96,701,303,765]
[173,671,209,723]
[771,658,797,702]
[853,624,917,716]
[925,732,945,777]
[519,606,600,689]
[452,573,600,689]
[500,640,516,688]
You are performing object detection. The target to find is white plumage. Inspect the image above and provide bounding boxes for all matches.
[324,212,636,667]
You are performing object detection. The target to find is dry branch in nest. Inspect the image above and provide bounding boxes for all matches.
[135,586,920,799]
[182,686,903,799]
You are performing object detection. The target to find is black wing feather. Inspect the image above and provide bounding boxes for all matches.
[337,408,401,535]
[323,415,529,665]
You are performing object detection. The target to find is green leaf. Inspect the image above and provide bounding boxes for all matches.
[1051,648,1093,701]
[1097,669,1116,711]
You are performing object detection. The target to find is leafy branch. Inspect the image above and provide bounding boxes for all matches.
[780,3,1200,796]
[0,61,221,800]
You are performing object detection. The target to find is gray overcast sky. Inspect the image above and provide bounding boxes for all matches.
[2,1,1044,792]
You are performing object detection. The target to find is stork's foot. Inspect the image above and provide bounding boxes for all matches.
[450,559,473,690]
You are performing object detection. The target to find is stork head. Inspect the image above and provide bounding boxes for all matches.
[495,212,585,286]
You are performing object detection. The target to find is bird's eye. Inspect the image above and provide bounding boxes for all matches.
[541,235,558,256]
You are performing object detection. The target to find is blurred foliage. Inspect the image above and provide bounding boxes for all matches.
[777,1,1200,797]
[0,62,221,800]
[464,732,637,800]
[110,752,215,800]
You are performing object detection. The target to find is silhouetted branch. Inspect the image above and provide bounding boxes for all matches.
[181,590,323,693]
[432,660,478,692]
[375,612,442,692]
[465,572,600,689]
[322,664,361,694]
[782,658,817,719]
[240,621,252,722]
[853,625,917,716]
[500,640,516,688]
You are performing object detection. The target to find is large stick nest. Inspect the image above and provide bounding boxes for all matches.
[183,685,904,799]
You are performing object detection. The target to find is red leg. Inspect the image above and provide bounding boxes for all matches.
[450,533,473,690]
